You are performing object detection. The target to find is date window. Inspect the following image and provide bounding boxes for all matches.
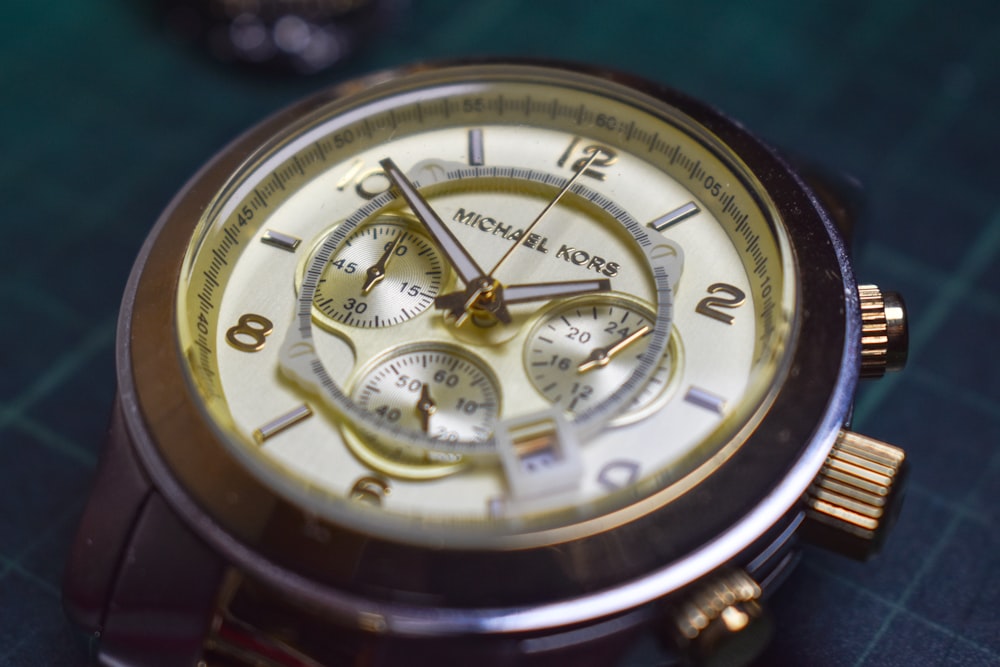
[496,409,583,501]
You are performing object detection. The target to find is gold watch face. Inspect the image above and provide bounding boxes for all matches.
[173,63,793,546]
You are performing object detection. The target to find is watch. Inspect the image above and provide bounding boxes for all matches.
[157,0,408,74]
[63,60,909,666]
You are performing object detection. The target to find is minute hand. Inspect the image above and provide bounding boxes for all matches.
[380,158,486,286]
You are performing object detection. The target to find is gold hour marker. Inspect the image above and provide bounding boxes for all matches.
[261,229,302,252]
[253,404,313,443]
[350,476,391,506]
[336,158,365,190]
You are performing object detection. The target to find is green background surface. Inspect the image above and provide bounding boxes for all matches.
[2,1,999,665]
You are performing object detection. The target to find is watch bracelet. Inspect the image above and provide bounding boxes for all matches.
[65,400,801,667]
[204,520,801,667]
[204,579,648,666]
[66,397,649,666]
[66,395,808,666]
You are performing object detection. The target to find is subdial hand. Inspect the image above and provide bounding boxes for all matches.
[416,382,437,433]
[361,231,404,294]
[577,325,651,373]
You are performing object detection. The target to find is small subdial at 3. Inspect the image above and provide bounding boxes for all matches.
[525,299,664,417]
[353,345,501,444]
[313,218,444,328]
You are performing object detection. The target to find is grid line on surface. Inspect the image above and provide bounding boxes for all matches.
[851,40,994,427]
[854,206,1000,426]
[10,414,97,468]
[0,465,91,569]
[806,558,1000,664]
[0,555,61,600]
[786,0,925,120]
[4,1,1000,664]
[850,424,1000,666]
[904,479,994,528]
[0,317,115,429]
[0,280,91,331]
[863,242,1000,319]
[906,366,1000,421]
[0,597,46,667]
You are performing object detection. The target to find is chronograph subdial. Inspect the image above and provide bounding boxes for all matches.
[312,215,445,328]
[524,297,674,421]
[344,343,502,479]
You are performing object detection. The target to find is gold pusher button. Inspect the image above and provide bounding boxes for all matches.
[668,569,772,667]
[802,430,908,560]
[858,284,908,378]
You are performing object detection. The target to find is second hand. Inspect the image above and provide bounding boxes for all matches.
[448,150,603,324]
[486,149,602,278]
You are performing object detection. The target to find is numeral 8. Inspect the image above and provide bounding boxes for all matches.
[226,313,274,352]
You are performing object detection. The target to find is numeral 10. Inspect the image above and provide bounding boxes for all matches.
[336,159,392,199]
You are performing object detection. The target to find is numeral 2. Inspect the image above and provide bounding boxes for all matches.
[696,283,746,325]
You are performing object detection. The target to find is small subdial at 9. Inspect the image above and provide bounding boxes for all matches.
[525,299,660,415]
[353,345,501,444]
[314,218,444,328]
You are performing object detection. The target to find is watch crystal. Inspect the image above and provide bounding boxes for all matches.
[175,64,792,544]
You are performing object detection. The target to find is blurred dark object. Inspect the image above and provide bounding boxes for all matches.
[159,0,408,75]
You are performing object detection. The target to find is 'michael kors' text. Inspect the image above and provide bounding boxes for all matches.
[451,208,620,277]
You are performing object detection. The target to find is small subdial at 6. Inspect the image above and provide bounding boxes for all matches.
[525,299,663,416]
[353,345,501,444]
[314,218,444,328]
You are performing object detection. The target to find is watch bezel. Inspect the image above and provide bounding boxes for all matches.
[118,60,857,633]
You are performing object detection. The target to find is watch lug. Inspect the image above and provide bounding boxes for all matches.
[792,160,864,246]
[802,430,908,560]
[665,569,772,667]
[63,396,153,635]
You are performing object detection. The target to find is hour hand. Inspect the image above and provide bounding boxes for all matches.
[380,158,485,286]
[416,382,437,433]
